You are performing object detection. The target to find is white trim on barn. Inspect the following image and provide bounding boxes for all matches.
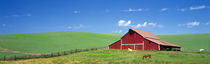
[121,42,144,50]
[143,41,144,50]
[121,43,143,45]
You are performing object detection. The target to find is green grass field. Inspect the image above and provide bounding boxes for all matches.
[1,49,209,64]
[0,31,121,53]
[0,31,210,57]
[157,33,210,51]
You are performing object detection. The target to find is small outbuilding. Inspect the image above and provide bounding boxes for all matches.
[109,29,181,51]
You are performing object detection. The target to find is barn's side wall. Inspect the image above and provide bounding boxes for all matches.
[109,40,121,49]
[109,29,159,50]
[144,41,159,50]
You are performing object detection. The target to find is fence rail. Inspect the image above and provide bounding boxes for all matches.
[181,48,210,53]
[0,48,105,61]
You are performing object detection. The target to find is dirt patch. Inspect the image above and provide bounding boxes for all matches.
[0,47,44,55]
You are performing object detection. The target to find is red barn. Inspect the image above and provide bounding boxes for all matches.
[109,29,181,51]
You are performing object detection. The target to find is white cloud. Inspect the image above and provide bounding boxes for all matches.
[124,8,143,12]
[190,5,206,10]
[148,23,157,27]
[112,30,123,33]
[161,8,168,11]
[178,21,200,28]
[142,22,147,27]
[177,8,186,12]
[118,20,131,26]
[186,22,200,26]
[2,24,6,27]
[117,20,164,28]
[131,24,141,28]
[73,11,79,14]
[131,22,163,28]
[11,13,31,17]
[67,24,84,29]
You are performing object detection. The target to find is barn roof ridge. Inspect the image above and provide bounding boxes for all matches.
[129,28,180,47]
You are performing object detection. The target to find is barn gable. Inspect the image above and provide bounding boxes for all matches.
[109,28,181,51]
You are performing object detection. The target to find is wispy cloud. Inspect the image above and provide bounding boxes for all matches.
[177,8,186,12]
[112,30,123,33]
[73,11,79,14]
[205,22,210,25]
[178,21,200,28]
[123,8,143,12]
[190,5,206,10]
[161,8,168,11]
[117,20,164,28]
[67,24,84,29]
[2,24,6,27]
[131,22,147,28]
[148,22,156,26]
[131,22,163,28]
[118,20,131,27]
[11,13,31,17]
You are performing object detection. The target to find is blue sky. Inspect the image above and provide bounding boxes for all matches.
[0,0,210,35]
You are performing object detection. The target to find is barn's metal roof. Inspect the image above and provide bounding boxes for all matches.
[130,29,180,47]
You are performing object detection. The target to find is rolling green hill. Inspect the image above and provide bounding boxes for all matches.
[0,31,210,57]
[157,33,210,51]
[0,31,121,54]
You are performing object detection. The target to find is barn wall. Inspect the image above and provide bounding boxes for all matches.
[109,40,121,49]
[109,30,159,50]
[134,32,159,50]
[144,41,159,50]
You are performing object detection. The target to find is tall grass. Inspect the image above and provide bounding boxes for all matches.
[1,49,210,64]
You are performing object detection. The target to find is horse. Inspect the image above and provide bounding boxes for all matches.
[142,54,151,60]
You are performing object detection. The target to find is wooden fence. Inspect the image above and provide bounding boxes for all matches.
[1,48,209,61]
[181,48,210,52]
[0,48,104,61]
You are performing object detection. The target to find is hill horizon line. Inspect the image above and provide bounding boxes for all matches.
[1,31,210,35]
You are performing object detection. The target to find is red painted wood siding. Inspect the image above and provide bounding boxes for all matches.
[109,40,121,49]
[109,30,159,50]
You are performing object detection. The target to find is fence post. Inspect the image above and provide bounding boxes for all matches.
[14,55,16,60]
[58,52,60,56]
[51,53,53,57]
[70,50,72,54]
[64,51,66,55]
[25,55,27,59]
[75,49,77,52]
[3,56,6,61]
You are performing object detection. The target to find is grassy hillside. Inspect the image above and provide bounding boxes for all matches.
[1,49,210,64]
[0,31,121,53]
[157,33,210,51]
[0,31,210,57]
